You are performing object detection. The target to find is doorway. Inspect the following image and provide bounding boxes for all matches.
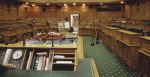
[70,13,80,32]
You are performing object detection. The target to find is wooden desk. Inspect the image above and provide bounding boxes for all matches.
[3,28,17,36]
[143,25,150,32]
[35,34,64,41]
[2,25,47,44]
[43,34,64,40]
[34,34,48,40]
[98,26,103,38]
[118,30,141,45]
[79,28,94,36]
[117,38,141,69]
[105,27,118,37]
[101,26,109,44]
[139,36,150,77]
[0,45,77,71]
[116,30,141,70]
[3,28,17,43]
[101,27,141,71]
[101,26,119,52]
[106,27,119,51]
[16,26,33,42]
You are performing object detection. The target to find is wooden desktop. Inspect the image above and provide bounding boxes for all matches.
[101,26,141,71]
[34,33,64,41]
[0,45,77,71]
[1,24,48,44]
[139,36,150,77]
[116,30,141,71]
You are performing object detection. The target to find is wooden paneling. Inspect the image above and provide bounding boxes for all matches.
[0,2,125,21]
[130,1,150,20]
[18,4,123,20]
[20,0,122,3]
[124,4,130,18]
[139,36,150,77]
[101,26,142,71]
[0,2,18,20]
[1,0,150,23]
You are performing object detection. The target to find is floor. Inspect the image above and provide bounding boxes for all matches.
[83,36,140,77]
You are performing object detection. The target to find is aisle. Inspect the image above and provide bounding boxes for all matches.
[83,36,139,77]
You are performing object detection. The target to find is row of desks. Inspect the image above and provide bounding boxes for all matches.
[100,26,150,77]
[78,27,101,36]
[34,34,64,41]
[1,25,49,44]
[2,25,49,36]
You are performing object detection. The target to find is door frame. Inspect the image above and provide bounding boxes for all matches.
[70,13,80,27]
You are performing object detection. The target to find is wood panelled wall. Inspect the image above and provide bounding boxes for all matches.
[18,1,150,20]
[130,0,150,20]
[20,0,122,3]
[0,2,125,20]
[0,2,18,20]
[124,4,130,19]
[2,1,150,21]
[19,4,124,19]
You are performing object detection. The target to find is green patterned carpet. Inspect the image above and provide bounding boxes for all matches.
[83,36,140,77]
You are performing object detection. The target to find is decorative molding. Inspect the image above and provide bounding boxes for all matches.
[20,0,122,3]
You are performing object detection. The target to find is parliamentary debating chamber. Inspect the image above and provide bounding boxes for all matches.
[0,0,150,77]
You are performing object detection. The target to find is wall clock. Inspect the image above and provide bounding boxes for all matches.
[12,50,23,60]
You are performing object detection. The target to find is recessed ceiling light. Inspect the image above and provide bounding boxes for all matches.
[121,1,124,4]
[82,4,86,6]
[32,4,35,6]
[64,4,67,6]
[100,3,103,5]
[46,3,50,5]
[73,3,76,6]
[25,2,29,5]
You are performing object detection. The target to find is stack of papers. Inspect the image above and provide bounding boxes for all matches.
[56,61,72,64]
[54,55,64,59]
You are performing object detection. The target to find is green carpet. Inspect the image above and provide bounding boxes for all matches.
[83,36,139,77]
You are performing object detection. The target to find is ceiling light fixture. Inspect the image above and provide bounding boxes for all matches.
[73,3,76,6]
[121,1,124,4]
[64,4,67,6]
[46,3,50,5]
[100,3,103,5]
[32,4,35,6]
[82,4,86,6]
[25,2,29,5]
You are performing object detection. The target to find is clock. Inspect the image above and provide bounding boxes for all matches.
[12,50,23,60]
